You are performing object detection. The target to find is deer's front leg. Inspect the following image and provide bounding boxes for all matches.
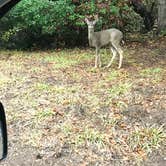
[98,53,102,67]
[95,48,100,68]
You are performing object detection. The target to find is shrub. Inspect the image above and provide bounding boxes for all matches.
[0,0,143,49]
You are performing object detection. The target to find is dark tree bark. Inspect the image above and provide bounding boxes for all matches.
[158,0,166,31]
[129,0,155,32]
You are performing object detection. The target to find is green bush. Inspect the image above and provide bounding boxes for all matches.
[0,0,77,48]
[0,0,143,49]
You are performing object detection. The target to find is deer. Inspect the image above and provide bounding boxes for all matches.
[85,16,124,68]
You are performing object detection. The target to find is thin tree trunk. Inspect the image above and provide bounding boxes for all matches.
[158,0,166,31]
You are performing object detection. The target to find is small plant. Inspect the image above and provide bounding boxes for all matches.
[0,73,10,86]
[60,123,73,137]
[108,70,119,81]
[160,29,166,36]
[116,101,128,110]
[24,130,43,147]
[140,67,164,83]
[30,67,42,73]
[140,68,163,77]
[109,82,132,98]
[70,72,82,81]
[35,83,52,91]
[35,109,55,121]
[128,125,166,154]
[75,128,105,147]
[100,114,120,127]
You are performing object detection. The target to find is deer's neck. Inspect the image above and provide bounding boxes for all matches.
[88,28,95,46]
[88,28,94,39]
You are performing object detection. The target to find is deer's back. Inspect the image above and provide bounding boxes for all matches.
[94,28,123,47]
[107,28,123,41]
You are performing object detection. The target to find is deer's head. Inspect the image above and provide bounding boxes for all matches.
[85,15,99,29]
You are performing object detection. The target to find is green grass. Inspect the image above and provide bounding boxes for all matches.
[69,72,82,81]
[60,123,73,136]
[8,111,23,123]
[45,56,78,68]
[75,127,105,147]
[100,114,120,127]
[140,68,163,77]
[108,70,120,81]
[140,67,164,83]
[35,83,52,91]
[35,82,78,93]
[30,67,43,73]
[115,100,128,110]
[109,82,132,98]
[1,47,165,164]
[128,125,166,154]
[60,123,106,148]
[35,109,55,121]
[44,50,93,69]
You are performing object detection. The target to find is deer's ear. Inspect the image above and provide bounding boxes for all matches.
[93,20,98,25]
[94,15,99,22]
[85,18,89,24]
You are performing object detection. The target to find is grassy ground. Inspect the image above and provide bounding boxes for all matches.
[0,37,166,166]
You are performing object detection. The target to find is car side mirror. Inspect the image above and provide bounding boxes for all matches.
[0,102,8,160]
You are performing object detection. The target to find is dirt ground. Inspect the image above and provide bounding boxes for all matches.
[0,37,166,166]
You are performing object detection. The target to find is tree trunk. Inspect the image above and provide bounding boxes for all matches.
[158,0,166,31]
[129,0,155,32]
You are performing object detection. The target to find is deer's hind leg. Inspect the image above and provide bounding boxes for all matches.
[118,46,123,69]
[111,42,123,69]
[107,46,117,68]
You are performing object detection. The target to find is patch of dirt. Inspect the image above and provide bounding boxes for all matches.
[0,37,166,165]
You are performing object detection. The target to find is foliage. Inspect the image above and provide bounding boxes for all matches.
[0,0,143,49]
[3,0,75,34]
[160,29,166,36]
